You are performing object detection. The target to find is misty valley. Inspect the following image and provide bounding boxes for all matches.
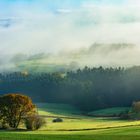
[1,66,140,140]
[1,66,140,111]
[1,0,140,140]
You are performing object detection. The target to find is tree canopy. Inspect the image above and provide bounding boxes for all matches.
[0,94,36,128]
[0,66,140,111]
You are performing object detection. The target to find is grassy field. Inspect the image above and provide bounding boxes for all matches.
[1,126,140,140]
[36,103,82,117]
[0,103,140,140]
[88,107,130,117]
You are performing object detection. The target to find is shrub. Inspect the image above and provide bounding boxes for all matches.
[132,101,140,113]
[119,112,130,120]
[24,115,46,130]
[52,118,63,123]
[0,120,9,129]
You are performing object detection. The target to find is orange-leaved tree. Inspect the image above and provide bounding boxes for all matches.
[0,93,36,128]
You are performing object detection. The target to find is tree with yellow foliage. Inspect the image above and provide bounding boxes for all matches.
[0,94,36,129]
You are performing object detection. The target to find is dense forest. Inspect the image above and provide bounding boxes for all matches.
[0,66,140,111]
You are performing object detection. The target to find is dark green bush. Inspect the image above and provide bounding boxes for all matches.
[119,112,130,120]
[0,120,9,129]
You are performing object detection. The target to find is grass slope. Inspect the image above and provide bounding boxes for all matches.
[1,126,140,140]
[0,103,140,140]
[88,107,130,117]
[36,103,82,117]
[30,104,140,131]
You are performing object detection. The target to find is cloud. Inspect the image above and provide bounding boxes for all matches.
[10,43,140,73]
[56,9,73,14]
[0,0,140,71]
[126,0,140,6]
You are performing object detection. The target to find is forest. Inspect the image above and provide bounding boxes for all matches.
[0,66,140,111]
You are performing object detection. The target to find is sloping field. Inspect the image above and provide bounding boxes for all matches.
[36,103,82,117]
[88,107,130,117]
[1,126,140,140]
[35,104,139,131]
[1,103,140,140]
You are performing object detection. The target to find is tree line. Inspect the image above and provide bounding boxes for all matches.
[0,66,140,111]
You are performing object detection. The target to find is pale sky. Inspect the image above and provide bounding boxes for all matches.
[0,0,140,71]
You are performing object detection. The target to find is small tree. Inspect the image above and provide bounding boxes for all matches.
[0,94,36,129]
[24,115,46,130]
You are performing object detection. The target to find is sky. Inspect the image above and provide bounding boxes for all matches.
[0,0,140,71]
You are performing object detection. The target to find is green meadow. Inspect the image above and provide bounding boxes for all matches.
[0,103,140,140]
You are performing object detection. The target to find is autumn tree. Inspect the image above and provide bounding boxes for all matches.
[0,94,36,129]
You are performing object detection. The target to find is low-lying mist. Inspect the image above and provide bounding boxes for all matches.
[1,43,139,73]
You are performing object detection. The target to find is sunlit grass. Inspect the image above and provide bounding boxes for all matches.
[1,103,140,140]
[35,103,140,131]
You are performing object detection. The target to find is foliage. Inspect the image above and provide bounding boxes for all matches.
[0,121,9,129]
[126,101,140,120]
[132,101,140,113]
[1,66,140,111]
[24,115,46,130]
[119,101,140,120]
[119,111,130,120]
[0,94,36,128]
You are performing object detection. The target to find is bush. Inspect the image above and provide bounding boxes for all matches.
[126,101,140,120]
[0,120,9,130]
[24,115,46,130]
[52,118,63,123]
[119,112,130,120]
[132,101,140,113]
